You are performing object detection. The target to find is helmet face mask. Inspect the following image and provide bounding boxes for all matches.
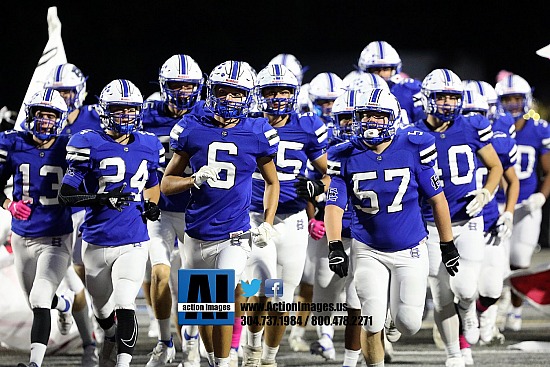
[159,54,204,111]
[495,74,532,119]
[352,88,400,146]
[44,63,87,112]
[421,69,464,122]
[206,61,256,119]
[308,72,346,119]
[25,88,68,140]
[333,89,361,141]
[99,79,144,134]
[257,64,299,115]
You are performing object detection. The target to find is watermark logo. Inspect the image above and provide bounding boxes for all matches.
[241,279,261,297]
[265,279,283,298]
[178,269,235,325]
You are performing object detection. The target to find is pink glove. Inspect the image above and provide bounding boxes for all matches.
[7,200,32,220]
[308,219,325,240]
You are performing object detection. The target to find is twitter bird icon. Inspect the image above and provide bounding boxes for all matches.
[241,279,261,297]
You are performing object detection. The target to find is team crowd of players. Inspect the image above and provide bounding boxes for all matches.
[1,40,548,367]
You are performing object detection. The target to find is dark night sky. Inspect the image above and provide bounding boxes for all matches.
[3,2,550,114]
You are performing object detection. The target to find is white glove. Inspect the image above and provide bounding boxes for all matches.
[192,166,220,189]
[521,192,546,212]
[250,222,276,248]
[465,188,491,217]
[496,211,513,239]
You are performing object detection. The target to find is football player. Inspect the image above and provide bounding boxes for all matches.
[58,79,163,367]
[161,60,280,367]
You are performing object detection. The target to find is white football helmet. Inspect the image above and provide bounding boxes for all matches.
[349,72,390,92]
[99,79,144,134]
[358,41,402,76]
[464,80,498,119]
[332,89,363,141]
[25,88,68,140]
[268,53,304,84]
[495,74,533,118]
[256,64,299,115]
[44,63,87,111]
[421,68,464,122]
[462,90,489,116]
[206,60,256,119]
[308,72,345,117]
[159,54,204,111]
[343,70,362,89]
[353,88,401,145]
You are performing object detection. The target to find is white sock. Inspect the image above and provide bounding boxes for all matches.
[290,325,305,338]
[343,348,361,367]
[215,356,230,367]
[366,362,384,367]
[511,306,523,316]
[207,352,215,366]
[54,295,70,312]
[185,325,199,338]
[116,352,132,367]
[320,324,334,339]
[30,342,47,366]
[261,344,279,362]
[145,304,155,321]
[247,329,263,348]
[158,318,172,342]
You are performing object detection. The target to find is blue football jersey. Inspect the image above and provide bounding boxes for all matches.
[415,114,493,221]
[62,130,163,246]
[475,132,517,231]
[326,129,441,251]
[390,78,425,124]
[0,131,72,237]
[169,110,279,241]
[496,118,550,203]
[250,111,328,214]
[142,100,204,212]
[60,104,102,136]
[492,112,516,139]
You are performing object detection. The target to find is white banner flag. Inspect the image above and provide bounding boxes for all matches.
[536,44,550,59]
[15,6,67,130]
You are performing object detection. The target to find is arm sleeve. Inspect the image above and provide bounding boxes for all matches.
[58,183,102,207]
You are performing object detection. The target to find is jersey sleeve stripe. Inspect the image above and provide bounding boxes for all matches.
[478,126,493,142]
[0,149,7,163]
[419,144,437,164]
[170,125,184,141]
[159,147,166,165]
[327,159,341,176]
[66,146,90,162]
[317,130,328,143]
[542,137,550,149]
[265,129,280,146]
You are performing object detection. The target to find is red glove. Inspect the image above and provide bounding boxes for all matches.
[7,200,32,220]
[308,219,325,240]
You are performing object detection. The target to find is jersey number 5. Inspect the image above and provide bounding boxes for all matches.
[352,168,410,214]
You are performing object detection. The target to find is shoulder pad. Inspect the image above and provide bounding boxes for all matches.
[406,129,433,145]
[467,114,491,130]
